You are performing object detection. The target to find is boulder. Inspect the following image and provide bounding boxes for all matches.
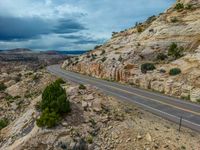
[82,101,88,110]
[84,94,94,101]
[92,98,102,112]
[190,88,200,102]
[146,133,152,142]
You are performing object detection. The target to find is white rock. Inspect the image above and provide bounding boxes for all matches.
[84,94,94,101]
[82,101,88,109]
[146,133,152,142]
[190,88,200,102]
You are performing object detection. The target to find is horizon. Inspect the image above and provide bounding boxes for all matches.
[0,0,175,51]
[0,48,88,52]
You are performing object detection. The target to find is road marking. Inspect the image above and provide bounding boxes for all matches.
[104,84,200,116]
[48,67,200,130]
[93,75,200,109]
[57,69,200,116]
[58,66,200,109]
[104,89,200,128]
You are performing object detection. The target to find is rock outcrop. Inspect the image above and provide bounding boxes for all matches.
[63,0,200,102]
[1,83,200,150]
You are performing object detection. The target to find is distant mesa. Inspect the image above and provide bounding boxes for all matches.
[0,48,32,54]
[40,50,88,55]
[0,48,88,55]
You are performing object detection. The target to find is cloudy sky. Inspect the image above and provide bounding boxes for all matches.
[0,0,174,51]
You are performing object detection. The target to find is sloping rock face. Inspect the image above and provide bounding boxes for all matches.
[63,0,200,102]
[1,83,200,150]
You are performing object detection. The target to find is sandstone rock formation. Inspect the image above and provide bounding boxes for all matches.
[1,83,200,150]
[62,0,200,102]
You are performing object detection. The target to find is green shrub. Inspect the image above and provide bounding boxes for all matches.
[94,45,102,49]
[35,101,42,111]
[169,68,181,76]
[5,94,13,101]
[101,57,107,62]
[75,57,79,61]
[141,63,156,73]
[174,3,184,10]
[86,135,93,144]
[185,4,192,10]
[118,56,123,62]
[33,75,40,81]
[156,53,168,61]
[112,32,118,36]
[55,78,65,84]
[36,109,60,128]
[181,95,190,101]
[37,80,70,128]
[91,54,96,61]
[13,95,21,99]
[56,94,70,113]
[0,118,9,130]
[86,54,91,58]
[159,69,166,73]
[137,26,143,33]
[146,15,156,24]
[0,83,7,91]
[101,50,105,55]
[168,43,183,59]
[181,145,186,150]
[79,84,86,90]
[171,17,179,23]
[14,76,21,82]
[41,82,70,114]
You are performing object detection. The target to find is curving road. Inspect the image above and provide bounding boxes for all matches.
[47,65,200,132]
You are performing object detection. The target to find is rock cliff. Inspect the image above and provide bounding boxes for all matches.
[62,0,200,102]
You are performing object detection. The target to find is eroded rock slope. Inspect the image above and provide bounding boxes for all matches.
[63,0,200,102]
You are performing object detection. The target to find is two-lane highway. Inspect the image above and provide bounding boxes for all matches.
[47,65,200,132]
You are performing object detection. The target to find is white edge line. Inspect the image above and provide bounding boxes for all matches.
[103,89,200,128]
[48,67,200,129]
[66,67,200,109]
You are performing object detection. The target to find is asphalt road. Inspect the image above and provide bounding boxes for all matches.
[47,65,200,132]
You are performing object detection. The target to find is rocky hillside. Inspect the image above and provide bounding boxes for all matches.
[1,81,200,150]
[62,0,200,102]
[0,62,199,150]
[0,49,70,65]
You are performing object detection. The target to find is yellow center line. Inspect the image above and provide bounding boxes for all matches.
[66,71,200,116]
[103,84,200,116]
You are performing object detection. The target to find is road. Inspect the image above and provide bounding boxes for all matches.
[47,65,200,132]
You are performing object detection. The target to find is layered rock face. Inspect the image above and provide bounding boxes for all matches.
[62,0,200,102]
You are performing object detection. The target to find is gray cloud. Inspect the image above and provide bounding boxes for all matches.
[0,16,85,41]
[0,17,49,41]
[53,19,86,34]
[0,0,175,50]
[60,34,105,45]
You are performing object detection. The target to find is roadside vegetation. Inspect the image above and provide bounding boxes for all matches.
[141,63,156,74]
[181,95,191,101]
[156,53,168,61]
[0,83,7,91]
[168,43,184,59]
[171,17,179,23]
[101,57,107,62]
[79,84,86,90]
[169,68,181,76]
[174,2,193,11]
[174,3,184,11]
[36,79,70,128]
[0,118,9,130]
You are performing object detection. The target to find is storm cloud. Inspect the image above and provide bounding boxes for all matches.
[0,16,85,41]
[0,0,175,51]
